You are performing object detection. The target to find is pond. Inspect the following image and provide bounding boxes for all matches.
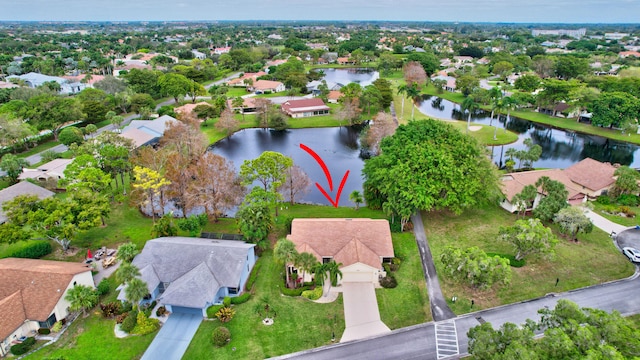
[416,95,640,169]
[210,127,365,207]
[316,68,379,87]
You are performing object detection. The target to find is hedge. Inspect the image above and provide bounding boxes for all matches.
[245,262,261,291]
[230,293,251,305]
[207,304,225,319]
[1,240,52,259]
[302,286,323,300]
[10,337,36,355]
[280,285,312,297]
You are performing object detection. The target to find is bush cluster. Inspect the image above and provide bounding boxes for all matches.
[96,279,110,296]
[155,306,167,317]
[120,309,138,333]
[617,194,639,206]
[7,241,52,259]
[141,301,157,318]
[215,307,236,323]
[10,337,36,355]
[487,253,526,268]
[100,302,122,318]
[380,275,398,288]
[51,321,63,333]
[132,312,159,335]
[301,286,323,300]
[281,285,312,297]
[207,304,224,319]
[212,326,231,347]
[230,293,251,305]
[38,328,51,335]
[222,296,231,307]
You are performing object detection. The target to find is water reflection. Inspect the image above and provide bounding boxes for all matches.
[316,68,379,87]
[210,127,365,206]
[416,95,639,168]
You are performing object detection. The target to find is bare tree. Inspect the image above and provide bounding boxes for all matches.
[164,151,192,218]
[253,98,272,128]
[160,113,207,163]
[336,98,363,126]
[365,112,397,156]
[215,108,240,137]
[278,165,312,205]
[186,153,245,222]
[403,61,427,89]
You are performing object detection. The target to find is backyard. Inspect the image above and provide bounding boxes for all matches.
[424,203,636,314]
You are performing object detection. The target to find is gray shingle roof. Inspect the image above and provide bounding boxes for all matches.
[131,237,254,309]
[0,182,55,224]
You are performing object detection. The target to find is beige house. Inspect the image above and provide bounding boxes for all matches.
[564,158,617,198]
[249,80,285,94]
[286,218,394,285]
[19,158,73,183]
[0,258,94,356]
[500,169,586,213]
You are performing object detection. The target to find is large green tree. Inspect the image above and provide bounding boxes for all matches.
[0,154,29,184]
[240,151,293,215]
[533,176,569,222]
[158,73,192,103]
[274,238,299,286]
[610,165,640,197]
[499,218,558,261]
[588,91,640,129]
[363,119,500,230]
[553,207,594,241]
[236,187,273,249]
[440,246,511,290]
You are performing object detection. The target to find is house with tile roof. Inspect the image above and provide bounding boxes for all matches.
[173,102,211,118]
[19,158,73,183]
[118,237,256,316]
[287,219,394,284]
[281,98,330,118]
[564,158,617,198]
[0,258,94,356]
[227,97,258,114]
[0,182,54,224]
[249,80,285,94]
[500,169,586,213]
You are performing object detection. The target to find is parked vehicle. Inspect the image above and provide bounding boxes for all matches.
[622,247,640,263]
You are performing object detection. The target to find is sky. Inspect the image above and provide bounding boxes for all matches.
[0,0,639,23]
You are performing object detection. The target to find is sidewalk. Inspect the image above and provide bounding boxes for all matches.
[582,208,629,235]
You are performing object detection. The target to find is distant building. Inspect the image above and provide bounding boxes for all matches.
[6,72,85,94]
[281,98,330,118]
[531,28,586,38]
[119,115,178,148]
[19,158,73,183]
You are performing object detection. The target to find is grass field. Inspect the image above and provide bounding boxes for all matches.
[592,202,640,227]
[423,204,635,314]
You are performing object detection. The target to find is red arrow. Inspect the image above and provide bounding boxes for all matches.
[300,143,350,207]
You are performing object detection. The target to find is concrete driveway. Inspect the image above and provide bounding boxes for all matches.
[141,312,202,360]
[340,282,390,342]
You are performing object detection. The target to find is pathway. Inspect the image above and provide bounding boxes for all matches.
[92,258,121,285]
[582,207,630,235]
[340,282,390,342]
[411,213,456,321]
[140,313,202,360]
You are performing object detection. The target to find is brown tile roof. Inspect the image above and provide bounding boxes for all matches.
[281,98,330,114]
[0,291,27,340]
[564,158,616,191]
[252,80,283,91]
[501,169,584,201]
[328,90,343,100]
[286,219,394,269]
[226,97,257,109]
[0,258,92,336]
[174,102,211,115]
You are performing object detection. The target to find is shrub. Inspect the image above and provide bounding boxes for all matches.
[132,311,160,335]
[8,240,52,259]
[380,275,398,288]
[38,328,51,335]
[215,307,236,323]
[388,217,403,233]
[487,253,526,268]
[96,279,110,296]
[207,304,224,319]
[100,302,122,318]
[283,216,294,234]
[245,263,260,291]
[595,195,612,205]
[58,126,84,146]
[156,306,167,317]
[230,293,251,305]
[51,321,63,333]
[120,309,138,333]
[223,296,231,307]
[212,326,231,347]
[383,263,391,274]
[23,337,35,346]
[280,285,311,297]
[618,206,635,217]
[41,149,61,163]
[141,301,157,318]
[11,337,36,355]
[120,302,133,313]
[301,286,323,300]
[617,194,639,206]
[115,313,128,324]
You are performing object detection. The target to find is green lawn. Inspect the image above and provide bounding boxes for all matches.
[183,252,346,359]
[0,178,9,190]
[423,204,635,314]
[591,202,639,227]
[377,232,431,328]
[225,87,250,97]
[15,140,61,159]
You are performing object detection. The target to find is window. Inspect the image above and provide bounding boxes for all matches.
[322,257,332,264]
[228,287,238,295]
[38,313,57,329]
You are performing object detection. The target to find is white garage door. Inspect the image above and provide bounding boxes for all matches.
[342,270,373,283]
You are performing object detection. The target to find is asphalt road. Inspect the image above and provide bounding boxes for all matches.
[278,267,640,360]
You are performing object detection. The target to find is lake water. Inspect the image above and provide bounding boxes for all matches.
[316,68,379,87]
[211,127,365,207]
[416,95,640,168]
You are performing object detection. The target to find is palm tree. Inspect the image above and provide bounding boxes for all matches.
[349,190,363,210]
[274,238,299,287]
[125,277,149,310]
[396,84,408,120]
[488,87,503,128]
[117,263,140,284]
[326,260,343,290]
[295,252,319,288]
[461,97,480,133]
[492,99,506,141]
[502,96,517,133]
[65,284,98,316]
[405,83,421,120]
